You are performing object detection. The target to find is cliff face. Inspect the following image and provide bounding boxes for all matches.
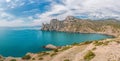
[41,16,120,36]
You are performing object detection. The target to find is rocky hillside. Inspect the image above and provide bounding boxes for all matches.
[42,16,120,37]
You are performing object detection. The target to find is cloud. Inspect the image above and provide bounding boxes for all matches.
[37,0,120,22]
[0,0,120,27]
[6,0,11,2]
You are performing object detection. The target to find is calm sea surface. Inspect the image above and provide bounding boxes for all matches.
[0,29,113,57]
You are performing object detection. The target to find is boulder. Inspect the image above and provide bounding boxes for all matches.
[44,44,58,50]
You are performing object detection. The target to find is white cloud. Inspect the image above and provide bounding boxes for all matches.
[6,0,11,2]
[37,0,120,23]
[0,0,120,27]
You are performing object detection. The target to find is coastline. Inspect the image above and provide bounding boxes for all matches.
[42,30,117,38]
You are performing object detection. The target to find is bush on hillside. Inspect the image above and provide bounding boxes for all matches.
[22,55,31,60]
[84,50,95,61]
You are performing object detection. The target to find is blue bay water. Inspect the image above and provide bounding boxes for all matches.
[0,29,113,57]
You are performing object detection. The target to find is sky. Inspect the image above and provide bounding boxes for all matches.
[0,0,120,27]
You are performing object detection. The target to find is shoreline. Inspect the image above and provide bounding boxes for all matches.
[41,30,117,38]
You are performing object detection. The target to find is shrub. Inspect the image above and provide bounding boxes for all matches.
[38,52,50,57]
[10,59,16,61]
[22,55,31,60]
[82,41,92,45]
[54,49,59,52]
[93,41,104,46]
[116,41,120,43]
[64,59,70,61]
[32,58,35,60]
[72,42,79,45]
[84,50,95,61]
[39,57,43,60]
[50,52,57,57]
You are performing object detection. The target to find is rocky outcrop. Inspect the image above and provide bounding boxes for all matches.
[42,19,64,31]
[44,44,58,50]
[42,16,120,36]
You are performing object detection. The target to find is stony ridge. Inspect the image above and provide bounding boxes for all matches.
[42,16,120,37]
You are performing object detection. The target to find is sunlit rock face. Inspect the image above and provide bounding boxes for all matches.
[41,16,120,36]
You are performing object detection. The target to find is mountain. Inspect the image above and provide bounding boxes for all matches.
[41,16,120,37]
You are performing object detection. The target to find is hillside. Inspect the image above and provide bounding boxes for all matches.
[42,16,120,37]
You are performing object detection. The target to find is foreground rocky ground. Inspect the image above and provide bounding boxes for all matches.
[1,36,120,61]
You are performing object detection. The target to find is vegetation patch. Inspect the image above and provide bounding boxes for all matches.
[93,41,104,46]
[72,42,80,46]
[116,41,120,43]
[64,59,70,61]
[81,41,92,45]
[54,49,59,52]
[32,58,35,60]
[38,52,50,57]
[84,50,95,61]
[22,55,31,60]
[39,57,43,60]
[10,59,16,61]
[60,46,71,51]
[50,52,57,57]
[93,40,110,46]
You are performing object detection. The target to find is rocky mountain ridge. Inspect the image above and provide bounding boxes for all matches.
[42,16,120,37]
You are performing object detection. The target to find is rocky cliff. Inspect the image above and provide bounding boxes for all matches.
[42,16,120,36]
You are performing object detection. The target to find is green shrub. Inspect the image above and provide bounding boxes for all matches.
[64,59,70,61]
[82,41,92,45]
[39,57,43,60]
[93,41,104,46]
[72,42,79,45]
[10,59,16,61]
[38,52,50,57]
[54,49,59,52]
[32,58,35,60]
[50,52,57,57]
[84,50,95,61]
[22,55,31,60]
[116,41,120,43]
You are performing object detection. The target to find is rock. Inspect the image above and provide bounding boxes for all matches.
[65,16,76,21]
[44,44,58,50]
